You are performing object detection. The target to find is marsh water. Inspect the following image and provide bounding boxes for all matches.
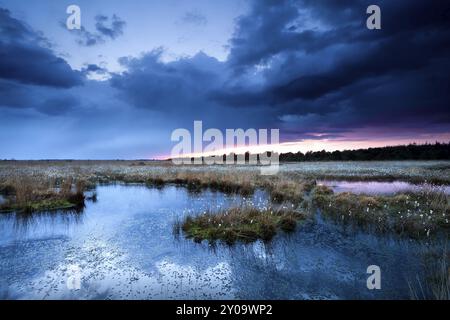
[0,184,437,299]
[318,180,450,195]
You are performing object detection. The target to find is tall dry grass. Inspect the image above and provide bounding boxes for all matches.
[0,176,86,211]
[408,246,449,300]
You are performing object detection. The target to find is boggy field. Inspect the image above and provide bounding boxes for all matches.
[0,160,449,238]
[0,160,448,299]
[1,159,450,183]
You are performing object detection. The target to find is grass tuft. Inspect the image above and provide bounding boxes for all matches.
[0,177,86,213]
[178,206,306,245]
[312,186,450,238]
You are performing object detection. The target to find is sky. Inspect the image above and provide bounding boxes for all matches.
[0,0,449,159]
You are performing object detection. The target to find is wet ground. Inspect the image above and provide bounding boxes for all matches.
[318,180,450,195]
[0,184,438,299]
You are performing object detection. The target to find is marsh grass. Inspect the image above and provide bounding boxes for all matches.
[97,168,316,203]
[408,246,450,300]
[267,180,309,204]
[312,185,450,238]
[179,206,306,245]
[426,249,450,300]
[0,161,447,238]
[0,177,86,213]
[0,161,447,298]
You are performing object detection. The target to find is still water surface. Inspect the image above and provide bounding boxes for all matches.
[0,184,433,299]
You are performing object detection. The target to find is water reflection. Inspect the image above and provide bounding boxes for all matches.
[12,211,85,233]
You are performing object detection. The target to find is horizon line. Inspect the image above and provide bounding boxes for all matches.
[1,140,448,161]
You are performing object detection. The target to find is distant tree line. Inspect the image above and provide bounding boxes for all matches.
[277,142,450,162]
[180,142,450,163]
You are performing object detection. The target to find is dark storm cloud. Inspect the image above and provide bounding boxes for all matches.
[111,49,224,114]
[227,0,450,70]
[0,8,87,118]
[65,14,126,46]
[109,49,274,130]
[0,8,83,88]
[227,0,302,69]
[108,0,450,141]
[213,0,450,137]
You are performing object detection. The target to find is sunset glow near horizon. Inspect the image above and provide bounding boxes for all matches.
[160,135,450,160]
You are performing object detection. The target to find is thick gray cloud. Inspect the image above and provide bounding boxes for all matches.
[0,8,85,119]
[110,48,279,131]
[111,50,223,112]
[106,0,450,141]
[0,8,83,87]
[215,0,450,137]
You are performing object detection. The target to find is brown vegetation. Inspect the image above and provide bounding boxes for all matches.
[0,177,86,213]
